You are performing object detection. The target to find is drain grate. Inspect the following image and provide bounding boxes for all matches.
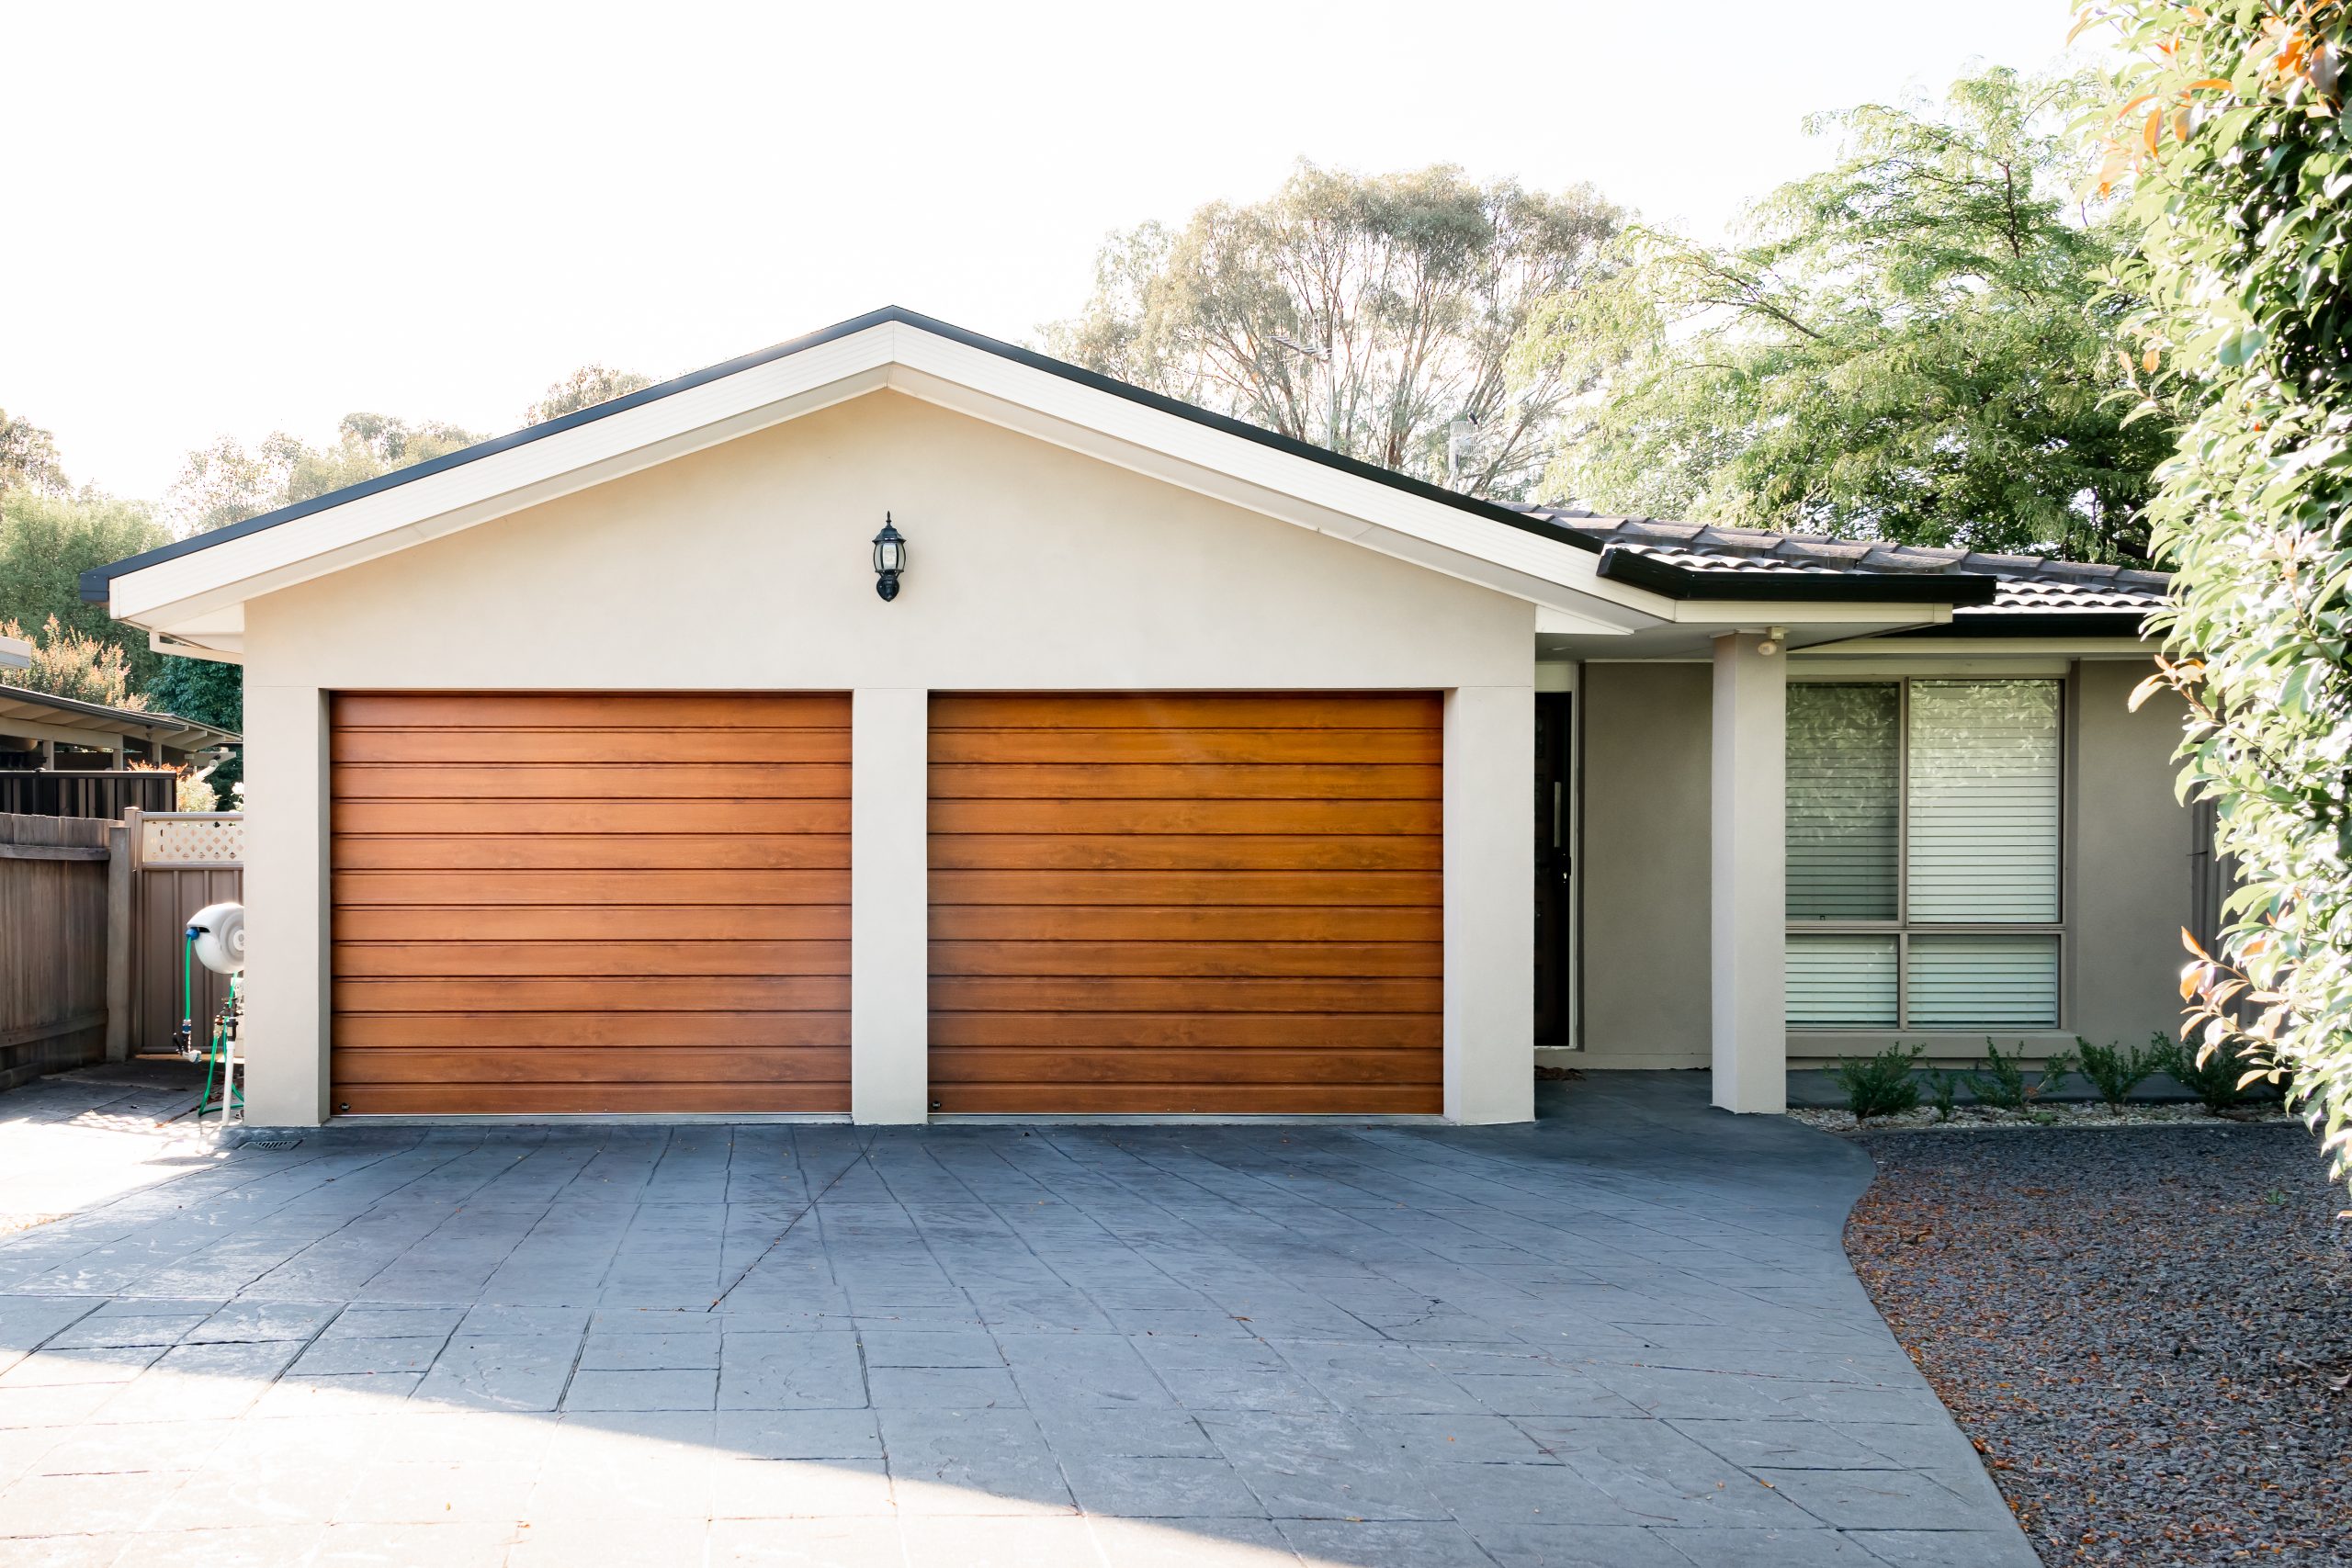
[241,1136,301,1151]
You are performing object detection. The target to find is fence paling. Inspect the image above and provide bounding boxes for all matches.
[0,812,112,1090]
[0,809,244,1094]
[0,771,178,821]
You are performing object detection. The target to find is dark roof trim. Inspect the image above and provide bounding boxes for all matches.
[82,307,1568,604]
[1595,545,2002,606]
[1886,611,2154,639]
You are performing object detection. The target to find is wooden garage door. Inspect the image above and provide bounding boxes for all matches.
[929,692,1442,1114]
[330,693,849,1114]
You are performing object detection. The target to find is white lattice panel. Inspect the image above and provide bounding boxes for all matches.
[141,813,243,865]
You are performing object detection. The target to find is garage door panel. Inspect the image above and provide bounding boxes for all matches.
[335,869,851,906]
[928,692,1442,729]
[928,799,1440,835]
[334,800,851,835]
[334,835,850,873]
[335,1010,847,1049]
[928,692,1442,1114]
[928,1011,1439,1049]
[932,976,1440,1013]
[334,692,849,729]
[929,763,1442,800]
[931,1083,1445,1115]
[929,728,1440,766]
[337,1083,847,1116]
[334,762,850,801]
[337,976,845,1013]
[930,941,1442,978]
[928,904,1443,943]
[931,870,1438,907]
[928,1047,1443,1086]
[334,940,850,977]
[337,1046,850,1085]
[929,834,1439,872]
[330,692,850,1115]
[334,904,846,942]
[332,728,846,765]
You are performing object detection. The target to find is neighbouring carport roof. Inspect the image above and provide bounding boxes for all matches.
[1509,506,2166,637]
[0,683,241,751]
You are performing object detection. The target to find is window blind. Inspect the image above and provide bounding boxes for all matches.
[1906,681,2062,923]
[1908,935,2060,1029]
[1787,684,1899,920]
[1787,934,1898,1028]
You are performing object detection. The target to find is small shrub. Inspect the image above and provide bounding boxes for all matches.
[1833,1043,1923,1123]
[2036,1047,2075,1102]
[1926,1069,1960,1123]
[2157,1032,2276,1115]
[1963,1041,2030,1111]
[2078,1036,2162,1113]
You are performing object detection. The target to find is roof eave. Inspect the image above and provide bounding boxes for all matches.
[1594,543,2004,607]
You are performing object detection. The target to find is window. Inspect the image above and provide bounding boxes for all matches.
[1785,679,2063,1030]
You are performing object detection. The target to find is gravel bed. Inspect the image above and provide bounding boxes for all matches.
[1794,1101,2295,1134]
[1845,1123,2351,1564]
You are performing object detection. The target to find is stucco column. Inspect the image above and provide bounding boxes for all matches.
[1711,634,1787,1113]
[851,687,929,1122]
[1444,684,1534,1124]
[242,683,331,1126]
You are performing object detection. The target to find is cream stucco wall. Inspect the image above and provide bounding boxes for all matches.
[1567,654,2195,1072]
[2070,660,2197,1053]
[1575,662,1715,1068]
[240,390,1535,1125]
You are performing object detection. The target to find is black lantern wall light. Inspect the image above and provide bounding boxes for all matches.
[872,514,908,602]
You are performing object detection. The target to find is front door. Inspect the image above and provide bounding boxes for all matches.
[1534,693,1574,1043]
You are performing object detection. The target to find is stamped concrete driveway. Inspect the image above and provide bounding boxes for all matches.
[0,1073,2033,1568]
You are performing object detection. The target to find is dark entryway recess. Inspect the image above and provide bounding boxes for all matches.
[1534,692,1573,1044]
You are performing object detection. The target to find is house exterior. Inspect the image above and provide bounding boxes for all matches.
[0,677,242,818]
[81,308,2190,1127]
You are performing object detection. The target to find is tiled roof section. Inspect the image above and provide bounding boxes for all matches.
[1510,505,2170,617]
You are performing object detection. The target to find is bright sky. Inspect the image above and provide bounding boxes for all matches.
[7,0,2088,502]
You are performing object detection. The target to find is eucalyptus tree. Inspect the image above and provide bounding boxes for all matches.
[1048,162,1624,499]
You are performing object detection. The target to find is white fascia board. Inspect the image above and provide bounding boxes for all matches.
[109,348,896,629]
[110,317,1676,642]
[151,631,244,664]
[1667,601,1954,628]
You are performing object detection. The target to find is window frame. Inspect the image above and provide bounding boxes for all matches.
[1786,675,2066,1032]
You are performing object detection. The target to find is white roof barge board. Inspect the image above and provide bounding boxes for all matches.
[87,309,2004,660]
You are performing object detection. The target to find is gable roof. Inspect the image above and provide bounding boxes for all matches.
[85,307,2150,649]
[1511,506,2165,636]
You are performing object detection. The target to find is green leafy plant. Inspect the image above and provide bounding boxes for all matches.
[2158,1033,2274,1116]
[1963,1041,2031,1112]
[1926,1069,1962,1123]
[2038,1047,2077,1101]
[2079,1036,2163,1113]
[1833,1043,1924,1123]
[2081,0,2352,1194]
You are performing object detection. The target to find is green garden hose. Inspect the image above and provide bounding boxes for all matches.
[185,930,243,1122]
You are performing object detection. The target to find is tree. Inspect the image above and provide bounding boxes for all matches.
[145,654,243,797]
[0,489,172,689]
[1541,68,2176,563]
[1046,162,1624,498]
[2086,0,2352,1194]
[166,412,485,535]
[0,615,146,708]
[0,410,70,497]
[527,365,653,424]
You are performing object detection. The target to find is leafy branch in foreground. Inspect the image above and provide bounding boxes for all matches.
[2086,0,2352,1193]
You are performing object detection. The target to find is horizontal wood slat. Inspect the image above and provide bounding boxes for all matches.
[329,692,850,1114]
[928,763,1440,800]
[930,692,1442,1114]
